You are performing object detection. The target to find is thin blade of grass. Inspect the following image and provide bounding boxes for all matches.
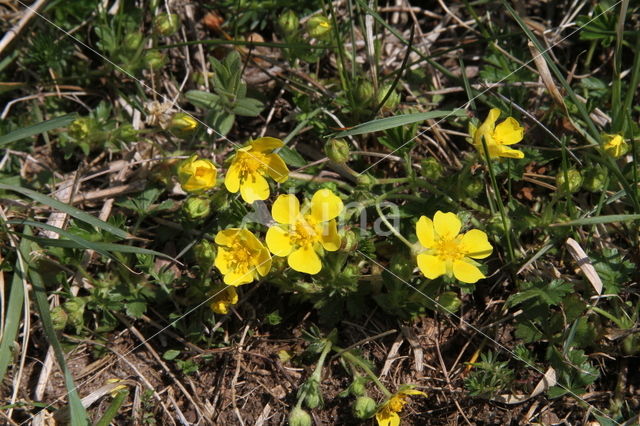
[333,109,466,138]
[18,228,88,426]
[550,214,640,226]
[0,183,131,239]
[0,114,77,148]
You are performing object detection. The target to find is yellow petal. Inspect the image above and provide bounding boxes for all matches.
[498,146,525,159]
[310,189,343,222]
[452,260,485,283]
[375,410,400,426]
[320,219,340,251]
[224,162,242,193]
[266,226,294,256]
[223,268,255,286]
[474,108,500,145]
[250,136,284,153]
[416,216,435,249]
[288,245,321,274]
[460,229,493,259]
[433,211,461,239]
[271,194,300,224]
[486,108,501,126]
[266,153,289,183]
[240,173,270,203]
[255,247,272,277]
[494,117,524,145]
[416,254,446,279]
[215,229,239,246]
[214,248,230,274]
[399,389,427,396]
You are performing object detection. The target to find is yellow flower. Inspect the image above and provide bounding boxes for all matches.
[214,229,272,286]
[210,286,238,314]
[602,133,628,158]
[177,155,218,192]
[469,108,525,159]
[415,211,493,284]
[224,137,289,203]
[375,388,426,426]
[266,189,343,274]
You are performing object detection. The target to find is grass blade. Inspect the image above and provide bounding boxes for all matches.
[0,114,77,148]
[0,184,131,239]
[333,109,466,138]
[551,214,640,227]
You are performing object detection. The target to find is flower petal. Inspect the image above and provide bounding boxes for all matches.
[266,153,289,183]
[498,147,525,159]
[473,108,500,145]
[320,219,340,251]
[266,226,294,256]
[375,410,400,426]
[310,189,344,222]
[288,245,321,274]
[416,254,446,279]
[223,268,255,286]
[254,247,272,277]
[416,216,435,249]
[271,194,300,224]
[224,162,241,193]
[250,137,284,153]
[240,173,270,203]
[214,249,230,274]
[452,260,485,283]
[433,211,461,239]
[215,229,239,246]
[460,229,493,259]
[494,117,524,145]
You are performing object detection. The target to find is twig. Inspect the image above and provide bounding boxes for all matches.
[0,0,47,55]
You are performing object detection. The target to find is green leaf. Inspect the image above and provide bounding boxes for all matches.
[332,109,466,138]
[163,349,181,360]
[94,388,128,426]
[551,214,640,226]
[232,97,264,116]
[125,301,147,317]
[185,90,220,109]
[278,146,306,167]
[0,184,130,239]
[0,114,77,148]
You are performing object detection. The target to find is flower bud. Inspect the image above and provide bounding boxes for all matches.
[169,112,199,138]
[349,376,367,396]
[304,379,323,409]
[183,196,212,222]
[339,229,358,252]
[556,168,582,194]
[583,165,608,193]
[486,214,511,236]
[357,173,377,187]
[602,133,629,158]
[461,179,484,199]
[209,287,238,315]
[438,291,462,313]
[51,305,68,330]
[288,407,312,426]
[177,155,218,192]
[354,80,375,106]
[68,117,94,140]
[143,50,166,70]
[306,15,332,40]
[123,32,144,52]
[153,13,181,36]
[114,124,137,142]
[420,157,444,180]
[325,138,350,163]
[194,240,216,272]
[352,396,376,419]
[278,10,299,36]
[377,83,400,111]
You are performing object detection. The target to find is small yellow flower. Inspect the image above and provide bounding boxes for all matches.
[415,211,493,284]
[375,388,426,426]
[602,133,628,158]
[177,155,218,192]
[469,108,525,159]
[214,229,272,286]
[224,137,289,204]
[266,189,343,275]
[210,286,238,314]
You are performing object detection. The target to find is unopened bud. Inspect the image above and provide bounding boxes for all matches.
[194,240,216,272]
[288,407,312,426]
[357,173,377,187]
[68,117,94,140]
[352,396,376,419]
[377,83,400,111]
[123,32,144,52]
[153,13,181,37]
[304,379,323,409]
[354,80,374,106]
[420,157,443,180]
[51,306,68,330]
[583,165,608,193]
[340,230,358,252]
[602,133,629,158]
[169,113,199,138]
[325,138,350,163]
[183,196,211,222]
[278,10,299,36]
[556,168,582,194]
[143,50,166,70]
[486,214,511,236]
[306,15,332,40]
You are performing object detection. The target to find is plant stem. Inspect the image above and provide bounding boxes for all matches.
[337,347,392,397]
[375,196,413,249]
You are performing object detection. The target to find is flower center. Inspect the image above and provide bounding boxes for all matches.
[225,240,253,272]
[236,151,268,180]
[433,236,465,262]
[290,215,322,248]
[388,395,407,413]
